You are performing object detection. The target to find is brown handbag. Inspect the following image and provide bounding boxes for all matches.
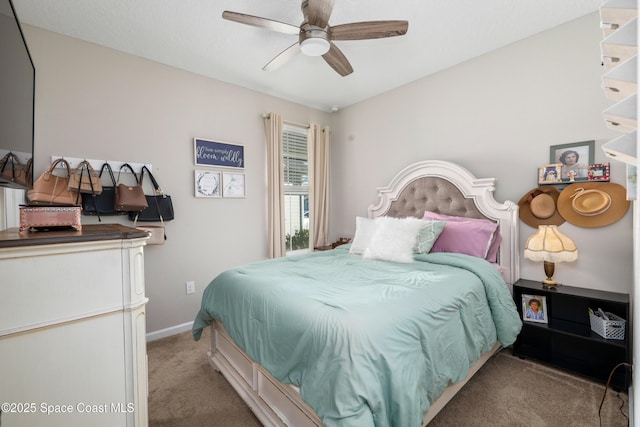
[0,152,32,187]
[69,160,103,195]
[114,163,148,212]
[27,158,82,206]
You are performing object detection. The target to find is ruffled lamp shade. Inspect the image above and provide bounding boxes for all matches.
[524,225,578,289]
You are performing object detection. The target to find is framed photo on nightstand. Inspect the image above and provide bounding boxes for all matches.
[522,294,548,324]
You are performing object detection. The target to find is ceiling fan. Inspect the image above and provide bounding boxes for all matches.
[222,0,409,76]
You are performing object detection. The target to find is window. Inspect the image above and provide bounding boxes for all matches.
[282,125,309,253]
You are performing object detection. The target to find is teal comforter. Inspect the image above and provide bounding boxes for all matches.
[193,246,521,427]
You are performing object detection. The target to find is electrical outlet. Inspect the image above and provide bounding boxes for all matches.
[185,281,196,295]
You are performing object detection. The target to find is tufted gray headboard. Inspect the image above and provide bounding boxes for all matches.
[382,176,487,220]
[367,160,519,285]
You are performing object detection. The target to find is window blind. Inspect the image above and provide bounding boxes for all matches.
[283,126,308,193]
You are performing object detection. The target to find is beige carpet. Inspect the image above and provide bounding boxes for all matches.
[148,329,629,427]
[147,327,261,427]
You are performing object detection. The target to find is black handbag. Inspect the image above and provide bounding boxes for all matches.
[129,166,174,222]
[82,163,126,218]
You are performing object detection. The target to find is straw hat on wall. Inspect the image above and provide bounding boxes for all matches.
[557,182,630,228]
[518,186,565,228]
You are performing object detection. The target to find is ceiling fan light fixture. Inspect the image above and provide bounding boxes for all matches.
[300,37,330,56]
[223,3,409,77]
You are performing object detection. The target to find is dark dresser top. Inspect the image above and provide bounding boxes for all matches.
[0,224,148,248]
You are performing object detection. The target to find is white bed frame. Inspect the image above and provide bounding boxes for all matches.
[207,160,519,426]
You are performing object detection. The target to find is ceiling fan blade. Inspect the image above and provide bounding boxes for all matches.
[222,11,299,35]
[329,21,408,41]
[304,0,334,28]
[322,42,353,76]
[263,42,301,71]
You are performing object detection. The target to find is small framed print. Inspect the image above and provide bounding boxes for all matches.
[538,163,562,185]
[223,172,246,198]
[522,294,548,324]
[195,170,221,198]
[588,163,610,181]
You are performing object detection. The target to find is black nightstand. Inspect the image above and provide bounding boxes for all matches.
[512,279,631,390]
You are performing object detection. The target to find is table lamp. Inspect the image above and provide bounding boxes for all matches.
[524,225,578,289]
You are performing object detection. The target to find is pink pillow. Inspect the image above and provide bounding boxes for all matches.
[423,211,501,261]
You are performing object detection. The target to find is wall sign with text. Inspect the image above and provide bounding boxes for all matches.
[194,138,244,169]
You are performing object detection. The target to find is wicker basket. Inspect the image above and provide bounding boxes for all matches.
[589,311,626,340]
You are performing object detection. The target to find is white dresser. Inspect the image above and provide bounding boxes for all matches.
[0,224,149,427]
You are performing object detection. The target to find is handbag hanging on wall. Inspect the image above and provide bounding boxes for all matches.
[0,152,32,187]
[129,166,175,222]
[27,158,82,206]
[114,163,148,213]
[82,163,126,217]
[70,160,102,221]
[134,219,167,245]
[69,160,102,195]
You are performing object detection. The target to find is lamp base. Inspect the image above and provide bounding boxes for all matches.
[541,280,562,290]
[541,261,561,290]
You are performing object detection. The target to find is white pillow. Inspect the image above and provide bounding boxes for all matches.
[349,216,376,254]
[363,217,427,263]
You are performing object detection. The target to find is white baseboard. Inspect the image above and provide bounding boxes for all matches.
[146,321,194,342]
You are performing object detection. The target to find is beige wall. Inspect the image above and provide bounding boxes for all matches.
[329,12,633,294]
[21,26,331,334]
[7,11,633,335]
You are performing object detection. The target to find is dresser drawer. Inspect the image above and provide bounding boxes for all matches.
[0,241,125,336]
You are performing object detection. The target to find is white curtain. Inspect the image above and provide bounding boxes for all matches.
[264,113,286,258]
[308,124,330,249]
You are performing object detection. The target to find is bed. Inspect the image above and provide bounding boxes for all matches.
[193,160,522,426]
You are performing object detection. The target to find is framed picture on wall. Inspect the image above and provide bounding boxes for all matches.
[194,138,244,169]
[538,163,562,185]
[194,170,221,198]
[223,172,246,198]
[549,141,594,181]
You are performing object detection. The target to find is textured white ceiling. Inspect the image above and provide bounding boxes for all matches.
[12,0,600,112]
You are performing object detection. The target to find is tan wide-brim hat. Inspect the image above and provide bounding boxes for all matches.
[557,182,630,228]
[518,186,565,228]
